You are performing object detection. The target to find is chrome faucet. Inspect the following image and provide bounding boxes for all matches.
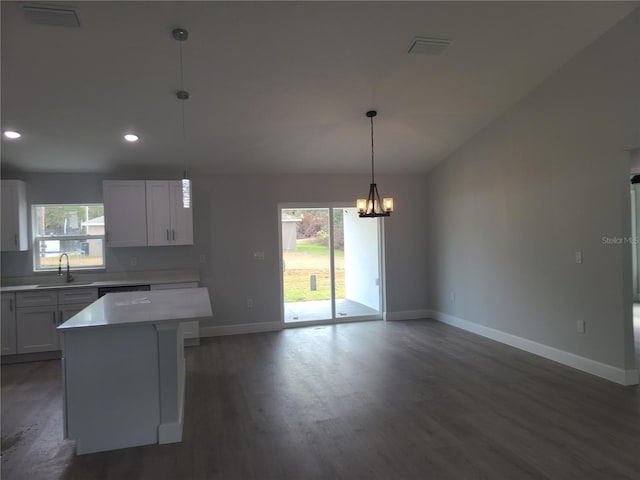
[58,253,74,283]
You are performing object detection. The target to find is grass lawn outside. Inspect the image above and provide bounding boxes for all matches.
[283,243,344,302]
[40,254,104,268]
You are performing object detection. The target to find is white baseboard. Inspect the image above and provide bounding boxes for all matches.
[427,309,639,386]
[200,321,282,338]
[385,309,431,321]
[158,421,182,444]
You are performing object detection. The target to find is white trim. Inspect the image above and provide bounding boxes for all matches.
[200,321,282,337]
[385,309,431,321]
[284,316,381,329]
[158,421,182,444]
[428,309,639,386]
[277,202,387,324]
[623,369,640,385]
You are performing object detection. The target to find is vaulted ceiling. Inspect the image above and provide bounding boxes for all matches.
[1,1,636,175]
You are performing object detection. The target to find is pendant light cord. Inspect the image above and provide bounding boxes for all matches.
[370,115,375,184]
[179,40,186,142]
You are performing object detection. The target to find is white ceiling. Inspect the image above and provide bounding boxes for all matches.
[1,1,637,175]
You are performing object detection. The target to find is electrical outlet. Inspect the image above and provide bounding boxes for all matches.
[577,320,586,333]
[130,257,137,266]
[253,251,265,260]
[247,298,253,308]
[575,251,583,264]
[199,254,206,263]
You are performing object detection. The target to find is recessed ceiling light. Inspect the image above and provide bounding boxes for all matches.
[4,130,22,139]
[124,134,139,142]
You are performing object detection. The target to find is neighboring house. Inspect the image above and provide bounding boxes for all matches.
[81,215,105,236]
[80,215,104,257]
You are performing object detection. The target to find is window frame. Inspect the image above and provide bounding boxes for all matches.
[32,203,106,272]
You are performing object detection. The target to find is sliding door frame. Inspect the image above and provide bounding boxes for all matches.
[278,202,386,328]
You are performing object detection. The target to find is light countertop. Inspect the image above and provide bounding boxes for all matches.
[58,288,212,331]
[0,269,199,293]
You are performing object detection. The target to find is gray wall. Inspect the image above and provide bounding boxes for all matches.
[0,172,429,328]
[424,9,640,370]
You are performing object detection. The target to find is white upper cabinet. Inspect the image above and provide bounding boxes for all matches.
[1,179,28,252]
[103,181,148,247]
[146,181,193,246]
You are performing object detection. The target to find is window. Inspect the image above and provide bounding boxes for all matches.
[32,204,105,271]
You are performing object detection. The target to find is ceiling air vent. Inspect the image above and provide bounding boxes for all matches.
[407,37,451,55]
[23,5,80,28]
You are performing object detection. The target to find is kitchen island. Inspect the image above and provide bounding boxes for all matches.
[58,288,212,455]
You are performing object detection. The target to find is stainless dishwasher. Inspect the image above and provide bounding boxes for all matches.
[97,285,150,297]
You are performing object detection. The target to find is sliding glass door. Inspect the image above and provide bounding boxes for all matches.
[280,205,382,325]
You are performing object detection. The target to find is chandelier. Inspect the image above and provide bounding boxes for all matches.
[356,110,393,217]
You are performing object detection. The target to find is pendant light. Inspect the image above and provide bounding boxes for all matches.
[173,27,191,209]
[356,110,394,217]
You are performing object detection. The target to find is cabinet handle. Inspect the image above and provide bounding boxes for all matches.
[59,311,63,324]
[172,230,175,241]
[166,229,170,241]
[52,312,57,324]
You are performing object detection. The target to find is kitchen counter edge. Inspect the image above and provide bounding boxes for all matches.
[0,269,200,293]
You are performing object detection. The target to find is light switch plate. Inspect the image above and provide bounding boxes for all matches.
[575,251,583,264]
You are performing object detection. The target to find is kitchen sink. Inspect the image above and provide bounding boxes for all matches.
[36,282,94,288]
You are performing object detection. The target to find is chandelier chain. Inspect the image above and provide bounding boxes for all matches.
[370,115,375,184]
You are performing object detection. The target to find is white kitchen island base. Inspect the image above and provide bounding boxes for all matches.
[59,288,212,455]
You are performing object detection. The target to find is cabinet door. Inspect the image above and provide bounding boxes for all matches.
[59,303,91,323]
[146,181,172,246]
[16,306,60,353]
[1,180,28,252]
[103,181,148,247]
[169,181,193,245]
[1,294,17,355]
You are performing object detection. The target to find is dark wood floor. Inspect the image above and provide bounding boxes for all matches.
[2,319,640,480]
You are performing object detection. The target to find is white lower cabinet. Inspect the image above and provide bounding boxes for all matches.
[13,288,98,354]
[16,306,60,353]
[4,282,204,358]
[150,282,199,345]
[59,304,90,323]
[1,293,17,355]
